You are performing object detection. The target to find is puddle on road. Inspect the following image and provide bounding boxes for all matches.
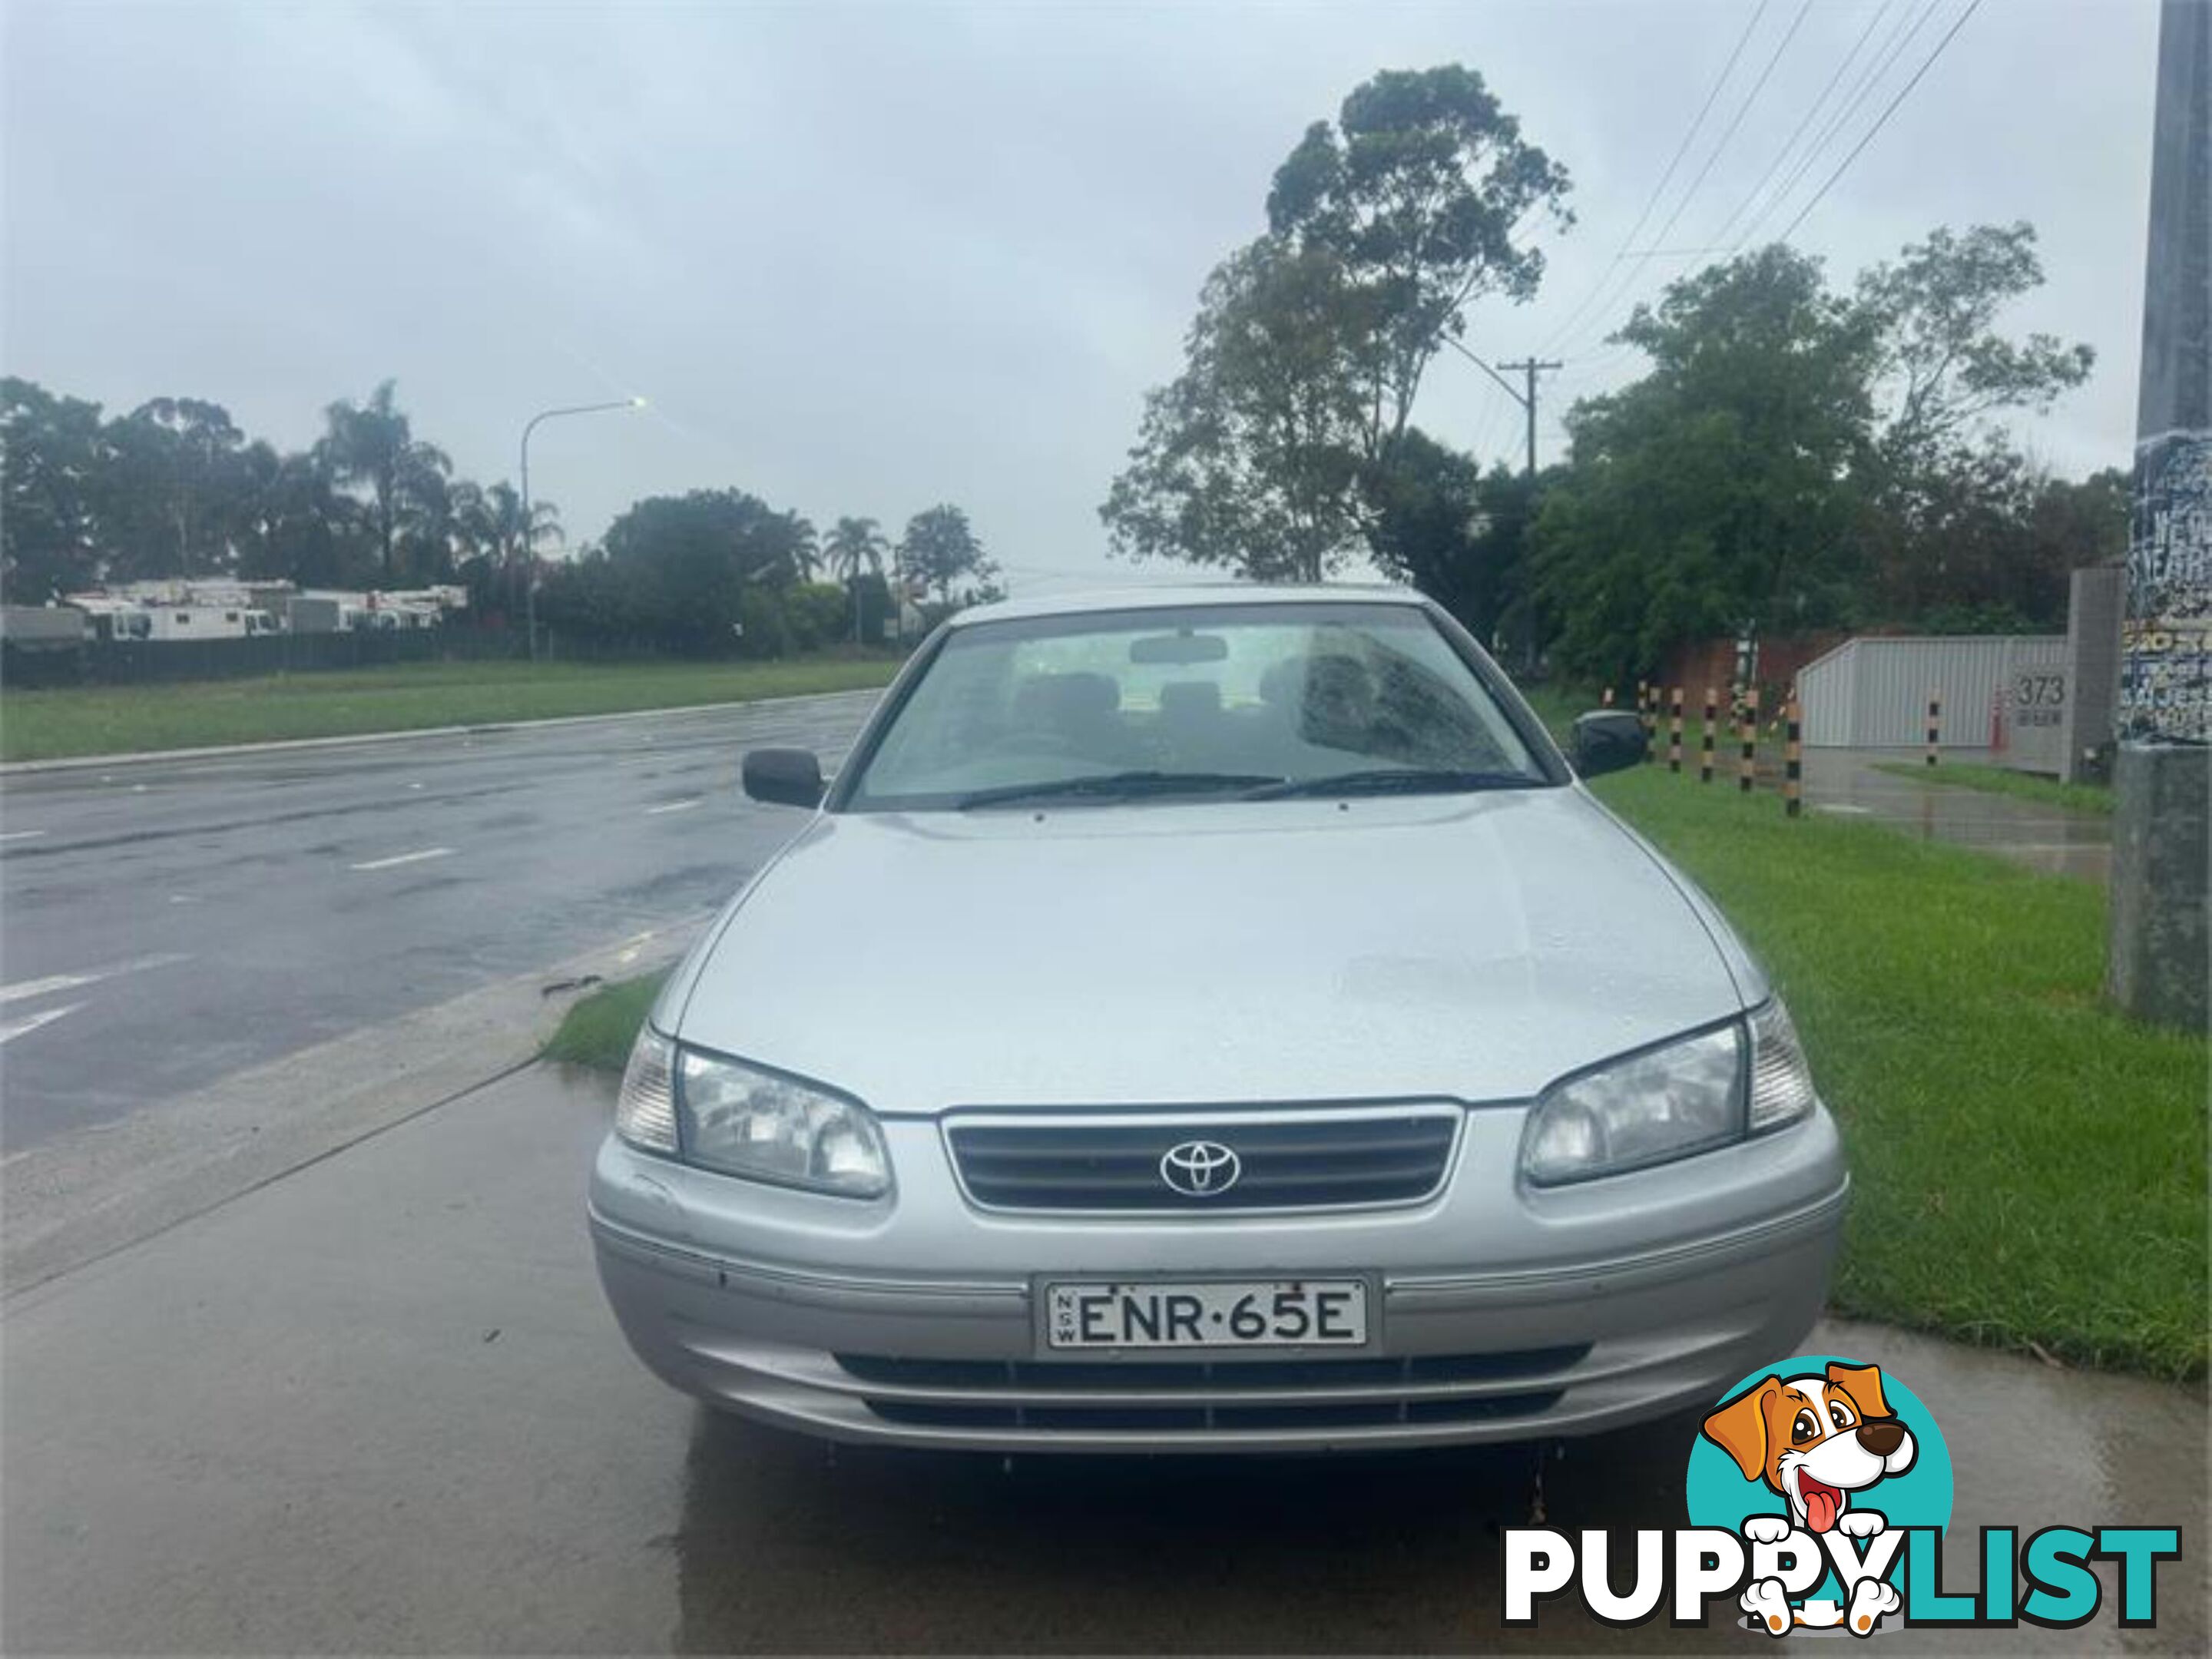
[1800,752,2112,882]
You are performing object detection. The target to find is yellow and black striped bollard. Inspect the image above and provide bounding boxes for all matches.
[1738,687,1760,793]
[1700,687,1716,783]
[1667,688,1683,773]
[1926,691,1941,767]
[1784,698,1803,817]
[1640,683,1656,763]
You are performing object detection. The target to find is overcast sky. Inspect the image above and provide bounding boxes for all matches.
[2,0,2161,595]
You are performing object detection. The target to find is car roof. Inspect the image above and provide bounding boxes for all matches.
[947,582,1430,628]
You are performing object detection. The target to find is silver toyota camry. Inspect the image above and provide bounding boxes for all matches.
[590,586,1846,1452]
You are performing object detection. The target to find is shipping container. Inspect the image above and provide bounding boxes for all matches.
[1796,635,2066,749]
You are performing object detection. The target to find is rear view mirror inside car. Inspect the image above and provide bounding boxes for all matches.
[1129,631,1229,664]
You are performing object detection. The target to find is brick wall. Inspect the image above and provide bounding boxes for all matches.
[1647,631,1856,710]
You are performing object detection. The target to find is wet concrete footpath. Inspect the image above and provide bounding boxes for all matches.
[1800,750,2113,882]
[4,1066,2201,1654]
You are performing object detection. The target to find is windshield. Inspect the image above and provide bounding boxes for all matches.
[842,602,1554,810]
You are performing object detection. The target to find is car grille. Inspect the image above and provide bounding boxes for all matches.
[944,1107,1462,1212]
[835,1348,1582,1435]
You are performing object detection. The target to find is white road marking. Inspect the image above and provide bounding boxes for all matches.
[349,846,454,872]
[0,1002,84,1046]
[645,798,703,816]
[0,952,192,1006]
[0,971,104,1005]
[0,830,48,843]
[614,922,671,965]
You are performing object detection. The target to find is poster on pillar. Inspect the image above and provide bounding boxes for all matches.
[2120,432,2212,744]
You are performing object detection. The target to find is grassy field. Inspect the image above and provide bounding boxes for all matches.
[1873,760,2115,815]
[0,654,902,763]
[1588,767,2204,1379]
[1518,684,1604,745]
[548,683,2207,1379]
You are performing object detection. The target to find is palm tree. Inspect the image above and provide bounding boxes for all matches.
[462,479,562,568]
[783,512,821,581]
[825,515,886,583]
[824,515,888,642]
[452,479,561,621]
[235,441,374,587]
[317,379,451,583]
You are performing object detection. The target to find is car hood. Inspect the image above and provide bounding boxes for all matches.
[674,790,1751,1113]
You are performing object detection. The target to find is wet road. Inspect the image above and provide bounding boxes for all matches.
[0,715,2104,1159]
[0,692,879,1151]
[1800,750,2112,882]
[5,1065,2201,1655]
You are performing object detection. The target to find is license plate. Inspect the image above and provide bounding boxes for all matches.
[1043,1279,1369,1350]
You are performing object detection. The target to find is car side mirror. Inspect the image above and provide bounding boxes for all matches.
[1571,710,1646,780]
[742,747,825,809]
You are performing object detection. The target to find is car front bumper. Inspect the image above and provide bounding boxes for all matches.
[588,1106,1846,1453]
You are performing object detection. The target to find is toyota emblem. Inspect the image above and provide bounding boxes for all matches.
[1159,1139,1241,1197]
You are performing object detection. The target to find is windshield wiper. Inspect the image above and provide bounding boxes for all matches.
[954,770,1285,810]
[1242,767,1546,800]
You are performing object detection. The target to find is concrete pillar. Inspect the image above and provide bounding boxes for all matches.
[2061,564,2124,783]
[2111,0,2211,1028]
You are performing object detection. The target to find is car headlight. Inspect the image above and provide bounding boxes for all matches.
[679,1047,891,1197]
[614,1027,892,1198]
[1521,1000,1816,1186]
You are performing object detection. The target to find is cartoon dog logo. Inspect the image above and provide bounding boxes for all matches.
[1702,1361,1918,1635]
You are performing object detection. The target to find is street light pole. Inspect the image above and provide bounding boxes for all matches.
[518,397,645,661]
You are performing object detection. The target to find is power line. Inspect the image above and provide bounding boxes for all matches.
[1481,389,1524,468]
[1498,358,1565,477]
[1530,0,1971,402]
[1729,0,1941,252]
[1445,338,1533,405]
[1533,0,1774,356]
[1458,1,1974,451]
[1448,339,1518,462]
[1548,0,1818,360]
[1775,0,1983,242]
[1475,392,1518,467]
[1445,340,1564,475]
[1701,0,1898,253]
[1446,339,1546,469]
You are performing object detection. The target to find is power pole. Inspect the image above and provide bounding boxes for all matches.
[1444,341,1562,476]
[2110,0,2210,1028]
[1496,358,1563,477]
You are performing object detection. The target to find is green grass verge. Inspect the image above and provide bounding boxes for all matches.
[1516,684,1594,746]
[0,654,902,763]
[1872,760,2115,816]
[543,969,671,1072]
[1589,767,2206,1380]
